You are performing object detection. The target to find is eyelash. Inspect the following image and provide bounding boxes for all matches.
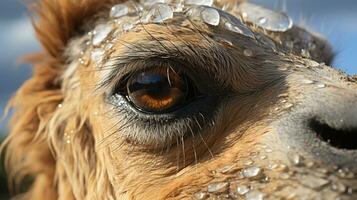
[106,94,212,147]
[96,43,234,147]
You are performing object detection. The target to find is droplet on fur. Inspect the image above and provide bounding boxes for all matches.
[331,182,346,193]
[337,168,355,179]
[256,34,276,50]
[58,104,63,108]
[91,49,105,64]
[207,182,229,193]
[220,11,254,38]
[122,23,135,32]
[279,173,291,180]
[141,0,165,7]
[243,49,254,57]
[245,190,264,200]
[217,165,238,174]
[316,83,326,89]
[237,185,250,195]
[110,4,129,18]
[260,155,267,160]
[213,36,233,46]
[265,148,273,153]
[299,175,330,189]
[201,7,220,26]
[284,103,293,109]
[144,3,173,23]
[244,159,254,166]
[172,3,185,12]
[302,79,314,84]
[239,2,293,32]
[78,58,87,65]
[242,166,262,178]
[288,153,303,166]
[185,0,213,6]
[301,49,311,58]
[92,24,113,46]
[194,191,209,199]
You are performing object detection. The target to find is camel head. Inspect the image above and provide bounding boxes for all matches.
[2,0,357,199]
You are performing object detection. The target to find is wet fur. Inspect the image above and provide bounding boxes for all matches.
[0,0,340,199]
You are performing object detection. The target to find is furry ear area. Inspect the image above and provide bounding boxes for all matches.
[30,0,120,59]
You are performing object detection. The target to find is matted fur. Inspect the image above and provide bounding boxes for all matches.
[4,0,246,199]
[1,0,310,199]
[2,0,129,199]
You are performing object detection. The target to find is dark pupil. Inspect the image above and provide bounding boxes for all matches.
[127,67,188,112]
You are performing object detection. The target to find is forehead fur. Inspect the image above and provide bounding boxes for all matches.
[32,0,122,59]
[32,0,244,60]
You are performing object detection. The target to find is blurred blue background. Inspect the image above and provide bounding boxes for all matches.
[0,0,356,135]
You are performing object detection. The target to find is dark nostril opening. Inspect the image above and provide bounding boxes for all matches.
[309,119,357,150]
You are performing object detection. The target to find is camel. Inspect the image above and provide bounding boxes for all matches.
[2,0,357,199]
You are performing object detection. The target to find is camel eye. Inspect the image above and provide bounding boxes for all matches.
[124,67,193,113]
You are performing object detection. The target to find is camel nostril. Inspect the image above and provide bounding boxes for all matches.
[309,119,357,150]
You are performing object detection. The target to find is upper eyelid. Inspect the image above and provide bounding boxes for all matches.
[95,40,232,92]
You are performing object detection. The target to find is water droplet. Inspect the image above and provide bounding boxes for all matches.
[299,175,330,189]
[219,11,255,38]
[337,168,355,179]
[242,166,262,178]
[284,103,293,109]
[201,7,220,26]
[213,36,233,46]
[239,2,293,32]
[58,104,63,108]
[110,4,129,18]
[316,83,326,89]
[144,3,173,23]
[244,49,254,57]
[91,49,105,64]
[331,182,346,193]
[273,164,288,172]
[184,0,213,6]
[260,155,267,160]
[92,24,113,46]
[207,182,229,193]
[256,35,276,50]
[302,79,314,84]
[194,191,209,199]
[141,0,165,7]
[217,165,238,174]
[267,163,278,170]
[279,173,290,180]
[172,3,184,12]
[288,153,303,166]
[66,139,71,144]
[237,185,250,195]
[245,190,264,200]
[78,58,87,65]
[301,49,310,58]
[265,148,273,153]
[244,159,254,166]
[122,23,135,32]
[258,17,267,24]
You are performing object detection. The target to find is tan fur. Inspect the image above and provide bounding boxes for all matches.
[3,0,354,200]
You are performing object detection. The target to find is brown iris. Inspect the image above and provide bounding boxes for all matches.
[126,67,189,113]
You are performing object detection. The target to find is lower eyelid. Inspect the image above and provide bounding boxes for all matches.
[107,92,224,147]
